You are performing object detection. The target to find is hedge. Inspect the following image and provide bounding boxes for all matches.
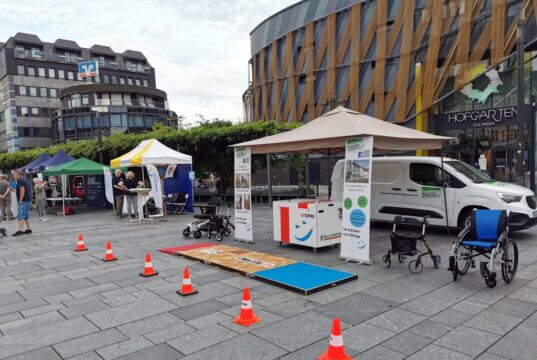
[0,121,299,189]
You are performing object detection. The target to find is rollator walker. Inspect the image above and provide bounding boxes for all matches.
[448,209,518,288]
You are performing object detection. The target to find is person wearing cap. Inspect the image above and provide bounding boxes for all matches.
[112,169,126,219]
[12,169,32,236]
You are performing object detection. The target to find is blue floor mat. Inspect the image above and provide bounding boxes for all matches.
[253,262,357,295]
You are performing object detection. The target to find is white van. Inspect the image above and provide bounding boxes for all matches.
[332,157,537,230]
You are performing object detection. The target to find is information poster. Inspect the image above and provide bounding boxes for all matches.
[234,147,253,242]
[340,136,373,263]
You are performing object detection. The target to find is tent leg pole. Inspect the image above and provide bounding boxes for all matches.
[267,154,273,207]
[305,154,310,198]
[441,152,450,235]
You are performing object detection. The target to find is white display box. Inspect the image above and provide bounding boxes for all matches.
[273,199,342,251]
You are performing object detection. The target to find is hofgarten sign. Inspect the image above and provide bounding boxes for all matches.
[434,106,525,131]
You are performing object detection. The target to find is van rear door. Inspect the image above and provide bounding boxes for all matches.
[371,160,406,221]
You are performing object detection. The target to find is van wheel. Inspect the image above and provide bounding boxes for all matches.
[459,209,473,229]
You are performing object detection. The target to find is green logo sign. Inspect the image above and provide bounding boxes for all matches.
[460,65,503,104]
[344,198,352,210]
[358,196,368,208]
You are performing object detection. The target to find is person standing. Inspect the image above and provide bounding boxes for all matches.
[0,174,13,220]
[123,171,139,219]
[112,169,125,219]
[12,170,32,236]
[33,178,48,222]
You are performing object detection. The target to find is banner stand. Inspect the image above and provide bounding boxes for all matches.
[234,147,254,243]
[339,136,374,264]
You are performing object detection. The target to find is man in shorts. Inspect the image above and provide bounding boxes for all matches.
[12,169,32,236]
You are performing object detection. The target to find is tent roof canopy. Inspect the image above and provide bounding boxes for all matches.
[19,153,50,173]
[110,138,192,167]
[40,150,75,169]
[43,157,108,176]
[232,107,451,154]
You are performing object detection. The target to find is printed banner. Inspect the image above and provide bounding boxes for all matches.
[147,164,163,211]
[103,167,114,205]
[340,136,373,263]
[234,147,253,242]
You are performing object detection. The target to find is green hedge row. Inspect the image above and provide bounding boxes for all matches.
[0,121,299,188]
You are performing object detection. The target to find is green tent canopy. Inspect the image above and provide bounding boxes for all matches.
[43,157,109,176]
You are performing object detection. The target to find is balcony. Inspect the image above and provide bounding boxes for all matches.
[14,49,151,74]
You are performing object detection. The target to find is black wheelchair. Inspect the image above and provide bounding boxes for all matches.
[448,209,518,288]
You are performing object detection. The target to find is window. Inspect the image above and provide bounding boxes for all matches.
[410,163,442,187]
[67,71,74,80]
[143,79,148,87]
[445,161,492,184]
[31,107,39,115]
[81,94,89,105]
[50,89,57,98]
[17,65,24,75]
[111,114,123,127]
[48,68,56,78]
[28,67,35,76]
[20,107,28,116]
[29,87,37,97]
[103,74,110,84]
[19,86,26,96]
[64,116,75,130]
[120,77,125,84]
[58,69,65,79]
[38,67,45,77]
[127,78,133,85]
[40,88,47,97]
[111,75,118,84]
[76,114,91,128]
[135,78,141,86]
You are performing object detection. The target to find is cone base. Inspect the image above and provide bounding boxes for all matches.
[102,257,117,262]
[317,351,352,360]
[177,289,198,296]
[233,315,260,327]
[75,248,88,252]
[140,271,159,277]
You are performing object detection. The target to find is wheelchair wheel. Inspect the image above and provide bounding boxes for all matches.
[182,228,191,237]
[432,255,441,269]
[454,243,472,275]
[485,273,497,288]
[215,231,224,242]
[383,255,391,268]
[193,230,202,239]
[409,259,423,274]
[501,240,518,284]
[398,254,405,263]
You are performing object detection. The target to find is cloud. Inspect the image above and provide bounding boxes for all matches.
[0,0,296,124]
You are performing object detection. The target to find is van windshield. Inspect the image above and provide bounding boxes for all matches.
[445,160,493,184]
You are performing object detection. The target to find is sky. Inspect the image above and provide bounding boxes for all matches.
[0,0,297,125]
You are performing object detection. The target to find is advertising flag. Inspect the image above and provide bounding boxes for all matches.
[103,167,114,204]
[147,164,163,210]
[340,136,373,263]
[234,147,253,242]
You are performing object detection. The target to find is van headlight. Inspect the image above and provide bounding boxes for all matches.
[497,192,522,203]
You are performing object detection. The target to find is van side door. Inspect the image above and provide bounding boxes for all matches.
[404,163,446,225]
[371,160,407,221]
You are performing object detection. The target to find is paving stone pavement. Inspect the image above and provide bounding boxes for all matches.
[0,205,537,359]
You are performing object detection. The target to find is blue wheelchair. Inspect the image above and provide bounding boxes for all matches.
[448,209,518,288]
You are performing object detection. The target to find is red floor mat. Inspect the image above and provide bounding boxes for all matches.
[159,242,216,255]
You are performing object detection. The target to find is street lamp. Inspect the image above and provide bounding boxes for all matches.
[91,106,109,164]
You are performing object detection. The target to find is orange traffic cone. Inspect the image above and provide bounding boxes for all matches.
[233,287,260,326]
[102,241,117,262]
[139,252,158,277]
[75,233,87,252]
[318,318,351,360]
[177,267,198,296]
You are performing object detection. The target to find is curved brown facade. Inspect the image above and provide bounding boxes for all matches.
[244,0,537,124]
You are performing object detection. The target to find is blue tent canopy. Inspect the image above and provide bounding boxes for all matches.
[18,153,50,174]
[39,150,75,170]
